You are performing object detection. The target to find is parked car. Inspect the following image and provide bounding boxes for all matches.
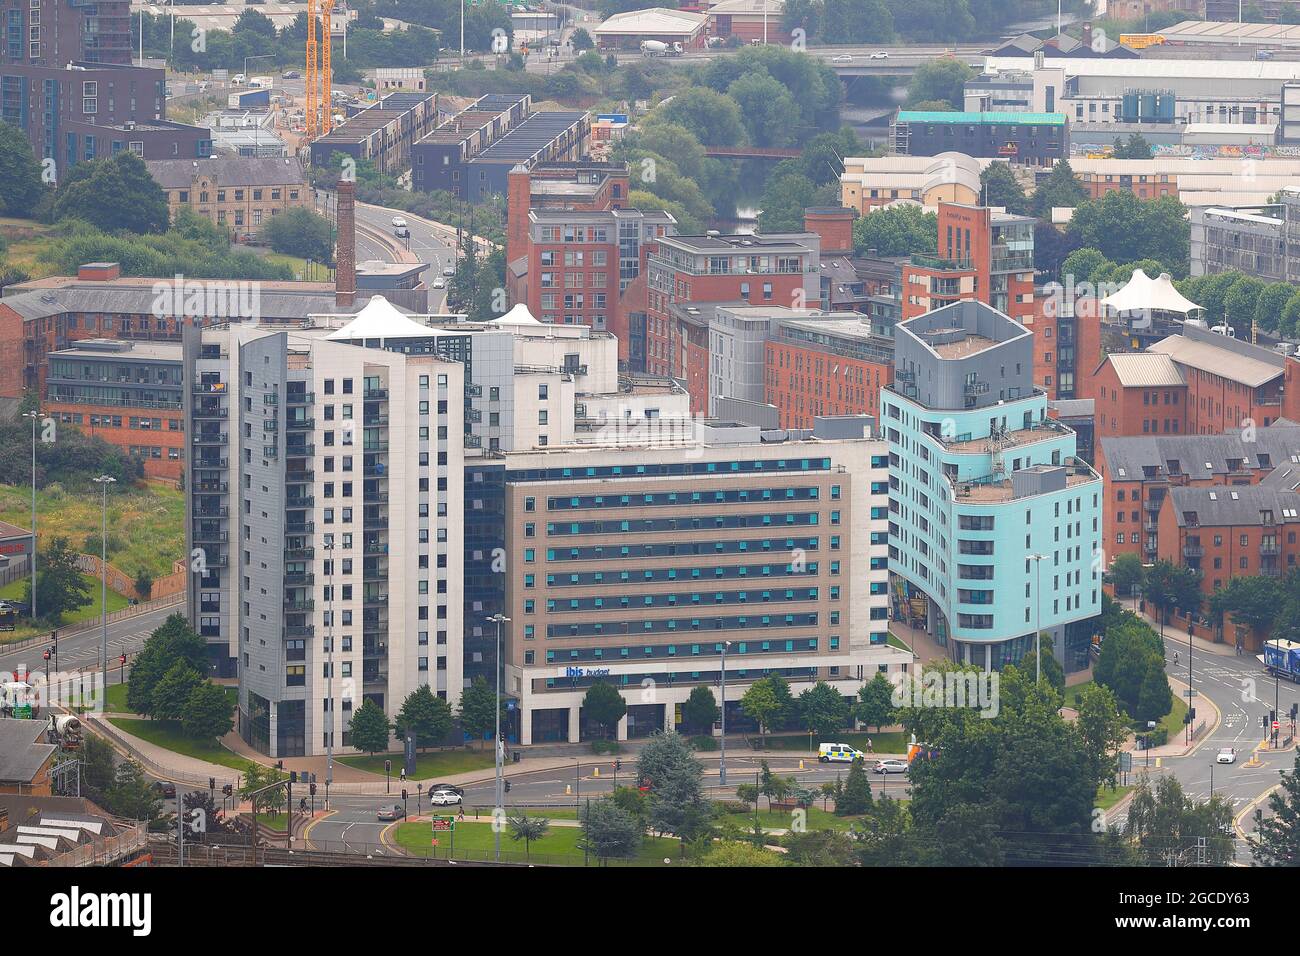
[818,742,866,763]
[873,759,909,774]
[377,804,405,821]
[282,69,301,78]
[1216,747,1237,765]
[428,788,462,806]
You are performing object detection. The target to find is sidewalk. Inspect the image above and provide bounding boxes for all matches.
[1134,608,1241,660]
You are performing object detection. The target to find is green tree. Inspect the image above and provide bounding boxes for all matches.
[798,681,851,740]
[570,27,594,51]
[852,204,937,257]
[579,797,642,862]
[980,162,1029,215]
[52,152,169,234]
[1223,276,1267,332]
[1075,683,1127,790]
[81,735,117,796]
[836,757,874,815]
[655,87,747,147]
[1067,192,1190,278]
[680,685,720,735]
[758,171,830,233]
[740,677,785,743]
[263,207,335,263]
[1020,633,1066,696]
[1060,246,1110,286]
[348,698,391,755]
[1250,753,1300,865]
[240,760,286,815]
[581,680,627,740]
[637,731,714,842]
[820,0,894,43]
[393,684,454,750]
[1094,615,1164,718]
[1111,132,1153,159]
[1143,559,1202,633]
[1253,282,1294,335]
[106,759,163,821]
[456,675,501,749]
[26,537,91,624]
[0,120,46,217]
[1280,291,1300,339]
[126,614,209,715]
[133,569,154,601]
[182,681,234,740]
[1126,773,1234,866]
[695,840,784,866]
[1108,552,1146,602]
[506,812,550,858]
[906,57,976,109]
[1031,159,1088,217]
[855,672,897,732]
[735,783,760,810]
[150,661,203,722]
[726,72,798,148]
[1135,655,1174,724]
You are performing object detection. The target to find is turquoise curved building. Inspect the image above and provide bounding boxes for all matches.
[881,301,1102,672]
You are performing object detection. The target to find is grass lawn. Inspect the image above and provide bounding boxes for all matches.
[0,573,131,643]
[721,806,864,832]
[390,819,680,865]
[887,633,914,653]
[0,480,185,580]
[751,731,911,754]
[101,681,235,715]
[256,812,290,831]
[1069,680,1190,742]
[260,251,333,282]
[107,717,257,775]
[338,749,495,779]
[1095,784,1133,812]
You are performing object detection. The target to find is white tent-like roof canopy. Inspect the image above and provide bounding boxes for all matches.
[326,295,432,340]
[489,303,544,326]
[1100,269,1202,315]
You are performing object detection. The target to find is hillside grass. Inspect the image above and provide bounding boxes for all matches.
[0,573,130,642]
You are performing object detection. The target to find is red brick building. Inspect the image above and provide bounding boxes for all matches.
[1092,352,1188,444]
[646,232,821,414]
[901,203,1036,327]
[764,316,893,428]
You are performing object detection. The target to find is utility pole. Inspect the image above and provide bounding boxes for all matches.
[487,612,510,863]
[719,640,732,787]
[92,475,116,693]
[22,410,39,622]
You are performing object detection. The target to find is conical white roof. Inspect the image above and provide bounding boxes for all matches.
[1100,269,1201,315]
[326,295,433,340]
[489,303,544,326]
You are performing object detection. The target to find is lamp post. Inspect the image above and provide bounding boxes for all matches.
[1029,554,1046,684]
[92,475,116,692]
[487,612,510,863]
[21,410,39,623]
[719,640,732,788]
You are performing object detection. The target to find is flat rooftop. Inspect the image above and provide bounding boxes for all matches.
[930,333,997,360]
[471,110,588,165]
[51,341,182,363]
[942,420,1069,455]
[957,470,1097,502]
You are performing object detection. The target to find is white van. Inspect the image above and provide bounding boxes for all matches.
[818,742,866,763]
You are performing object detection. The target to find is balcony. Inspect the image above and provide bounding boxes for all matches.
[192,432,228,445]
[286,495,315,509]
[1261,542,1281,556]
[363,415,389,427]
[364,387,389,401]
[363,566,388,583]
[285,443,315,457]
[283,572,315,585]
[286,391,316,405]
[198,551,228,568]
[363,464,388,477]
[192,527,228,543]
[191,479,229,493]
[285,469,315,483]
[465,434,482,449]
[364,593,389,608]
[192,506,229,518]
[285,521,315,535]
[1183,544,1204,558]
[1261,566,1282,578]
[193,405,227,419]
[365,492,390,504]
[264,394,279,406]
[1143,519,1158,533]
[192,382,227,394]
[364,542,389,555]
[910,253,973,272]
[1144,498,1164,513]
[363,441,389,453]
[284,599,315,612]
[286,417,314,430]
[285,625,315,638]
[284,546,315,561]
[363,513,388,530]
[465,383,482,398]
[466,409,482,424]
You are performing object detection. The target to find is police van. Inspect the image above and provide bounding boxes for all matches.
[818,743,867,764]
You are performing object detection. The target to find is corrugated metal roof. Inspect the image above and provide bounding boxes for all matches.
[1106,352,1185,388]
[1150,335,1284,389]
[593,7,706,34]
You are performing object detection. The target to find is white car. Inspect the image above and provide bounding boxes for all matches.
[869,51,890,60]
[391,215,407,229]
[873,759,909,774]
[432,277,446,289]
[428,788,462,806]
[1216,747,1237,765]
[832,54,853,63]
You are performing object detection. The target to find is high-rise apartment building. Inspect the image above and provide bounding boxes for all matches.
[883,300,1103,672]
[182,308,464,758]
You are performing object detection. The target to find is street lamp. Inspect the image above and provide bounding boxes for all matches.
[487,612,510,863]
[1029,554,1047,684]
[719,640,732,787]
[21,410,39,622]
[92,475,116,693]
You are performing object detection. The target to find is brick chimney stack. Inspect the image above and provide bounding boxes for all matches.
[336,179,357,308]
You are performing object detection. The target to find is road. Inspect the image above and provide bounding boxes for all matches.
[354,202,456,314]
[0,601,182,691]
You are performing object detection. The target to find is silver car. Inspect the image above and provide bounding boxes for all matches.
[873,759,908,774]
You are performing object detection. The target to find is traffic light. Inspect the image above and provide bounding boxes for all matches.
[222,784,233,797]
[209,777,216,792]
[614,759,622,772]
[119,654,127,666]
[504,780,511,793]
[401,789,408,801]
[42,650,49,661]
[1189,708,1196,721]
[309,783,317,796]
[384,759,391,773]
[1292,703,1298,720]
